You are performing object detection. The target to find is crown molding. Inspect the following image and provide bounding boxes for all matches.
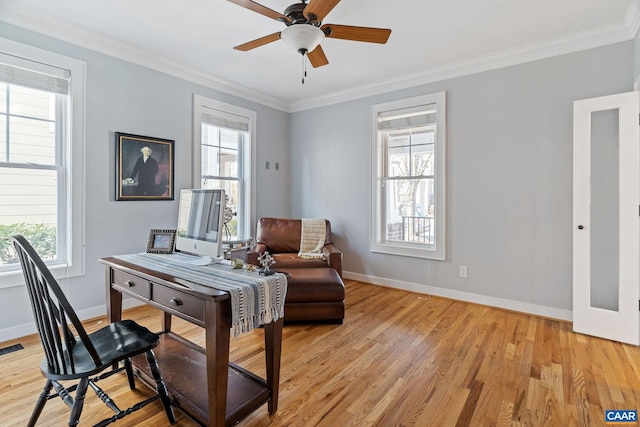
[0,1,290,112]
[289,20,635,112]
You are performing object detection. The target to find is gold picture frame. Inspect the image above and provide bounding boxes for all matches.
[116,132,174,201]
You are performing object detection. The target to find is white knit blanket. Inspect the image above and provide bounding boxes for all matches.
[113,252,287,337]
[298,218,327,260]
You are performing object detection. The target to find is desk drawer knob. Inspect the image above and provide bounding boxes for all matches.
[125,280,135,287]
[169,298,183,306]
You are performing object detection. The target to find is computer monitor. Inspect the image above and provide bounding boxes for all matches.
[175,189,226,264]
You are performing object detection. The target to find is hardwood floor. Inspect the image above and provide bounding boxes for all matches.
[1,280,639,426]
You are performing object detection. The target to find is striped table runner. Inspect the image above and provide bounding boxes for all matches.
[113,252,287,337]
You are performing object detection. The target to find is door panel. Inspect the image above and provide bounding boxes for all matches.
[573,91,640,345]
[589,109,619,311]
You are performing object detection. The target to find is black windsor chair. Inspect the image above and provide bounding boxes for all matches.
[12,234,176,426]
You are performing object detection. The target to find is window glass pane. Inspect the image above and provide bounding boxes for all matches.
[412,141,434,177]
[384,178,434,245]
[201,125,239,178]
[386,130,435,178]
[0,82,5,112]
[387,133,410,178]
[388,134,409,148]
[9,85,54,120]
[202,123,218,142]
[0,115,5,161]
[9,116,56,164]
[0,166,58,266]
[220,148,238,178]
[220,128,239,150]
[202,144,219,177]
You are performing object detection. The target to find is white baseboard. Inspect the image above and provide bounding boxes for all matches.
[0,298,146,343]
[343,271,573,322]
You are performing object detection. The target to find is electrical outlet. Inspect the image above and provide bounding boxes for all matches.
[459,266,468,278]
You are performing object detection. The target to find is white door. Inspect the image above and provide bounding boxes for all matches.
[573,91,640,345]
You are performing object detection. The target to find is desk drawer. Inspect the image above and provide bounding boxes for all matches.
[153,284,204,322]
[112,269,151,299]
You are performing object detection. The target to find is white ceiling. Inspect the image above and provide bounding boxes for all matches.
[1,0,638,111]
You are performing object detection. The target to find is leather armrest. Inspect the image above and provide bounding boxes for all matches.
[322,243,343,278]
[246,243,268,266]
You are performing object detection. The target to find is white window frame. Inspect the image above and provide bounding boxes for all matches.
[0,38,86,288]
[370,91,446,260]
[192,94,256,239]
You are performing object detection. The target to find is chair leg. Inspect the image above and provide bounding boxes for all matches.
[68,376,89,427]
[124,358,136,390]
[27,379,53,427]
[145,350,176,424]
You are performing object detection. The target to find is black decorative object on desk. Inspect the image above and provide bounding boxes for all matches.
[258,251,276,276]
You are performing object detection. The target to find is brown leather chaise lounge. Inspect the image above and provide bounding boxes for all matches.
[246,217,345,323]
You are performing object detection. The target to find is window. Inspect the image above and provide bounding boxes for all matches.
[370,92,446,260]
[193,95,255,240]
[0,38,85,287]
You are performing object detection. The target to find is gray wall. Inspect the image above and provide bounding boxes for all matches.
[0,24,290,338]
[289,42,634,313]
[635,30,640,87]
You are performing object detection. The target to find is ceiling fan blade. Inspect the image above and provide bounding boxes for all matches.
[303,0,341,21]
[227,0,291,24]
[322,24,391,44]
[307,45,329,68]
[233,32,281,51]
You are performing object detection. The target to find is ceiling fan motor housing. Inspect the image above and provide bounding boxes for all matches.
[284,2,320,26]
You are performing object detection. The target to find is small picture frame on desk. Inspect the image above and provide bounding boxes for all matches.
[147,229,176,254]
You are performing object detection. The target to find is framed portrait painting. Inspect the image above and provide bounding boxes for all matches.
[116,132,174,201]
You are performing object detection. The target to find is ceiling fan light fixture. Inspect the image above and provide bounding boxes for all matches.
[280,24,324,55]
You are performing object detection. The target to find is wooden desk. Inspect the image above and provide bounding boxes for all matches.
[100,257,283,426]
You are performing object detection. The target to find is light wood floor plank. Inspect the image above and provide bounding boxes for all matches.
[2,280,640,426]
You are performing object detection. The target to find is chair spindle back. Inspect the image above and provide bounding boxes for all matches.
[12,234,102,375]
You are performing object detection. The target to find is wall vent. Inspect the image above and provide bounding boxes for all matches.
[0,343,24,355]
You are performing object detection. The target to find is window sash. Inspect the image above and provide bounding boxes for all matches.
[385,129,435,178]
[201,125,241,179]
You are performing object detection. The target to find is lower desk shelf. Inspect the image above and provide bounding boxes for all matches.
[132,332,271,426]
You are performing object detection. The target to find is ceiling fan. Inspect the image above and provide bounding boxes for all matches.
[228,0,392,70]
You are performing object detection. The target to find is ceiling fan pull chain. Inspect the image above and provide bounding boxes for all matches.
[302,53,307,84]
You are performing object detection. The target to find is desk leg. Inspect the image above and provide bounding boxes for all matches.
[205,298,231,427]
[105,268,123,370]
[161,312,172,333]
[105,268,122,323]
[264,317,283,414]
